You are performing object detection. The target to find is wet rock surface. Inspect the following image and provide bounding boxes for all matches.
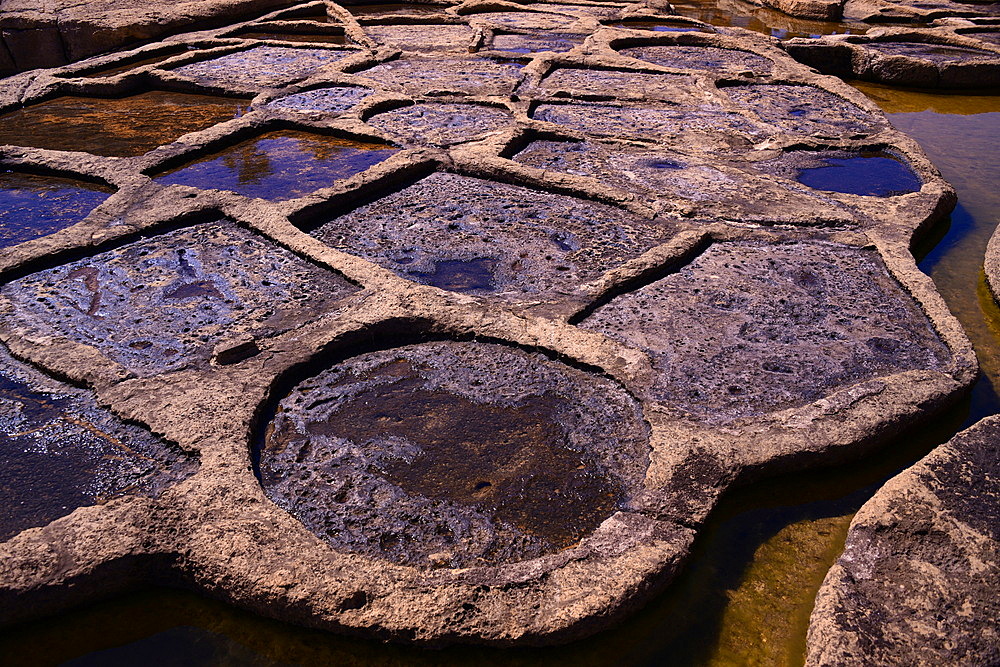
[309,172,676,301]
[0,0,978,649]
[366,102,513,145]
[0,344,196,542]
[806,415,1000,666]
[579,241,951,423]
[1,220,359,376]
[172,46,356,88]
[260,341,649,568]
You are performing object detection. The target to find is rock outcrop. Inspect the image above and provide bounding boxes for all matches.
[0,0,978,646]
[807,415,1000,666]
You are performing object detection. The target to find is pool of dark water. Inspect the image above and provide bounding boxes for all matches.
[0,92,249,158]
[0,172,113,249]
[153,130,397,200]
[794,151,922,196]
[410,257,498,291]
[0,346,197,543]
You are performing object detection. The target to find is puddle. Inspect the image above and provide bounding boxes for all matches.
[172,46,354,88]
[363,23,475,51]
[0,344,196,542]
[345,3,449,16]
[154,130,397,201]
[789,150,922,196]
[0,91,248,158]
[410,258,498,291]
[0,172,113,249]
[608,19,712,32]
[579,241,951,423]
[258,341,649,567]
[356,57,524,95]
[0,220,359,377]
[489,32,584,53]
[618,45,771,73]
[366,102,512,145]
[307,172,676,302]
[232,31,349,45]
[725,83,885,137]
[265,86,372,115]
[670,0,868,38]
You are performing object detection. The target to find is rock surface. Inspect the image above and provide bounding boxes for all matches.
[0,0,978,648]
[806,415,1000,666]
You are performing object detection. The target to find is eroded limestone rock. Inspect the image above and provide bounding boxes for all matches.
[806,415,1000,666]
[0,0,978,648]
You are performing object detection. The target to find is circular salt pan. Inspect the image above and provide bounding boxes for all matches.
[259,341,650,568]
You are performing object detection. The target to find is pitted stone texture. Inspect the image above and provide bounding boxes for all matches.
[579,241,951,423]
[0,172,113,249]
[172,46,353,88]
[1,221,358,377]
[367,102,513,145]
[619,45,772,74]
[489,32,584,53]
[532,102,765,153]
[260,341,650,568]
[466,10,583,30]
[363,23,476,52]
[310,172,676,302]
[539,67,697,99]
[357,57,524,95]
[0,344,195,542]
[866,40,999,62]
[513,139,857,225]
[806,415,1000,666]
[724,84,885,138]
[265,86,373,114]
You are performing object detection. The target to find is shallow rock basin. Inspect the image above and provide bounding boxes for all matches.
[757,149,923,197]
[363,23,475,52]
[0,91,249,157]
[1,220,359,376]
[618,45,771,73]
[366,102,513,145]
[0,172,113,248]
[0,344,196,541]
[259,341,650,568]
[579,241,952,422]
[172,46,355,88]
[307,172,676,302]
[357,57,524,95]
[265,86,373,115]
[153,130,398,200]
[489,32,584,53]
